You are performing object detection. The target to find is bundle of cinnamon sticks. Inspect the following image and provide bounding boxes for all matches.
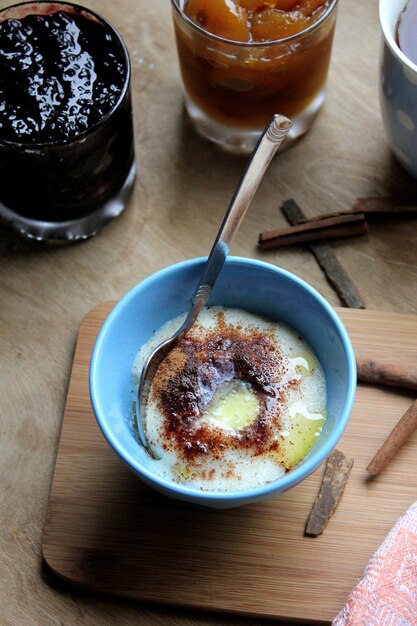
[280,197,417,536]
[259,197,417,249]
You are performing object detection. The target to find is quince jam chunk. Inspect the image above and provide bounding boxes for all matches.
[183,0,331,42]
[185,0,249,41]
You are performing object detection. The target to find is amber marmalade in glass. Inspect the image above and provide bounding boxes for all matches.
[174,0,336,128]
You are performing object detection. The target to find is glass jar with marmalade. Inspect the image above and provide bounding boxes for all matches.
[171,0,338,152]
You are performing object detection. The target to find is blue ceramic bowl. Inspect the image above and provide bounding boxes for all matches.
[90,257,356,508]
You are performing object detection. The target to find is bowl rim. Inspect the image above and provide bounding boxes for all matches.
[90,256,356,502]
[379,0,417,74]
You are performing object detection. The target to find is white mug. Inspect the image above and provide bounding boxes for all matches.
[379,0,417,180]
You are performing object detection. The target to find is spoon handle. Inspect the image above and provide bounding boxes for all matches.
[180,114,292,334]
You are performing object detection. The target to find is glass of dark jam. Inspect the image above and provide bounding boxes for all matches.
[0,1,136,241]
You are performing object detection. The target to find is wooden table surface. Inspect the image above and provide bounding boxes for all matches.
[1,1,416,625]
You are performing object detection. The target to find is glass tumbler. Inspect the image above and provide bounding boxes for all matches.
[171,0,338,153]
[0,1,136,241]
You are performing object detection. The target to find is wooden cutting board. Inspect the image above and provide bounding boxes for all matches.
[42,303,417,624]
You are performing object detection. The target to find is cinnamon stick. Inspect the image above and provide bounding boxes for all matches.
[299,197,417,224]
[366,399,417,477]
[305,449,354,537]
[357,358,417,391]
[259,212,368,249]
[281,200,366,309]
[352,196,417,215]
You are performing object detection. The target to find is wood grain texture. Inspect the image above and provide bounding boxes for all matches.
[42,303,417,625]
[1,0,417,624]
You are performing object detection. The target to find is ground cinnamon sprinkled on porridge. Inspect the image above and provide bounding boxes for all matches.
[133,307,327,491]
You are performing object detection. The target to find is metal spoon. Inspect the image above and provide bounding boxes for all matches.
[137,114,292,451]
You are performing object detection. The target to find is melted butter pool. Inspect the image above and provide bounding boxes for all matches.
[202,380,260,431]
[280,401,327,469]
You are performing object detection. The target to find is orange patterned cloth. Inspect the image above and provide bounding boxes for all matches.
[333,501,417,625]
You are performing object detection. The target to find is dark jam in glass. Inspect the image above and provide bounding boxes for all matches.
[397,0,417,67]
[0,11,125,143]
[0,2,135,239]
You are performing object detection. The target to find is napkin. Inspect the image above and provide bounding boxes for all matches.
[333,501,417,625]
